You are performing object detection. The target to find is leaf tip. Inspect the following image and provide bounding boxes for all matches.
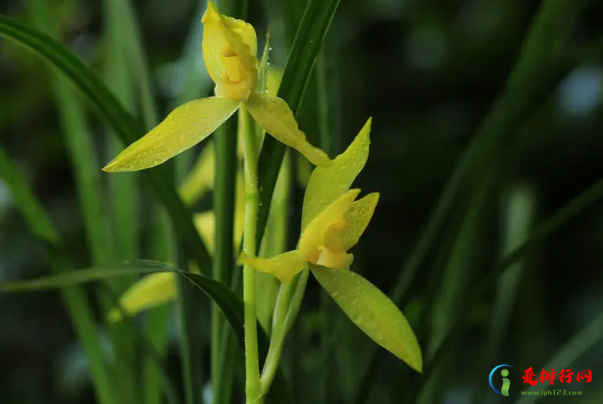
[102,160,119,172]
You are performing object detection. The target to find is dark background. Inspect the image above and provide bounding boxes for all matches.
[1,0,602,403]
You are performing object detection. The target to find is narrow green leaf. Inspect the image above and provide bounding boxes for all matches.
[389,0,591,307]
[172,1,212,180]
[408,174,603,403]
[0,15,212,274]
[256,0,341,249]
[0,141,113,404]
[212,1,248,401]
[1,260,295,403]
[310,265,422,373]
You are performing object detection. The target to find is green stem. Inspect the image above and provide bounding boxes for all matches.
[260,269,309,397]
[241,104,261,403]
[260,283,295,394]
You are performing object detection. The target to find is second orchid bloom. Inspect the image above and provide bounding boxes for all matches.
[103,1,329,172]
[243,118,378,283]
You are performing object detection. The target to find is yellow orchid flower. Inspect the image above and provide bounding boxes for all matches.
[243,118,377,283]
[243,118,423,372]
[108,62,286,323]
[103,2,329,172]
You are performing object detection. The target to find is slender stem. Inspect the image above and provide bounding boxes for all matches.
[260,281,296,394]
[260,269,309,398]
[240,104,261,403]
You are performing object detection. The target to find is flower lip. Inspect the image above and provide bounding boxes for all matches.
[202,1,258,101]
[299,189,361,268]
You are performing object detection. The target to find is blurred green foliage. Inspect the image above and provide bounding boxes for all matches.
[1,0,603,403]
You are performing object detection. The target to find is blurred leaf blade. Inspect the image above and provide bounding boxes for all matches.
[0,14,212,273]
[1,259,295,403]
[0,141,114,404]
[390,0,592,306]
[257,0,341,249]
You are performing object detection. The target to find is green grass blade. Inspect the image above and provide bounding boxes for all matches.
[147,193,175,404]
[0,143,114,404]
[408,173,603,402]
[28,0,114,267]
[0,14,212,272]
[101,1,144,402]
[212,2,247,402]
[2,259,296,403]
[256,0,341,249]
[103,287,181,404]
[175,273,203,404]
[389,0,591,307]
[172,1,212,180]
[118,0,158,129]
[476,184,536,404]
[417,180,492,404]
[212,116,238,404]
[108,2,175,403]
[104,0,138,263]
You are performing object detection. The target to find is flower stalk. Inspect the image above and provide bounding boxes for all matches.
[241,104,262,403]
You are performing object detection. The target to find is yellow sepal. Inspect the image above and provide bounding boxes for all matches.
[245,93,331,167]
[242,250,307,284]
[302,117,371,229]
[103,97,240,172]
[341,192,379,250]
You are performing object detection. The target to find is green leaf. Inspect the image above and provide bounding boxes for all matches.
[0,14,212,273]
[310,265,422,373]
[256,0,341,250]
[1,260,295,403]
[389,0,591,307]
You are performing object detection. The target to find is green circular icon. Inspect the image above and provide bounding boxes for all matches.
[501,369,509,377]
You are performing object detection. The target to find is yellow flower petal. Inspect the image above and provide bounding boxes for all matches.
[103,97,240,172]
[299,189,360,266]
[302,117,371,229]
[316,226,354,269]
[341,192,379,251]
[179,142,215,205]
[202,2,258,100]
[243,250,307,284]
[245,93,331,167]
[107,273,176,323]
